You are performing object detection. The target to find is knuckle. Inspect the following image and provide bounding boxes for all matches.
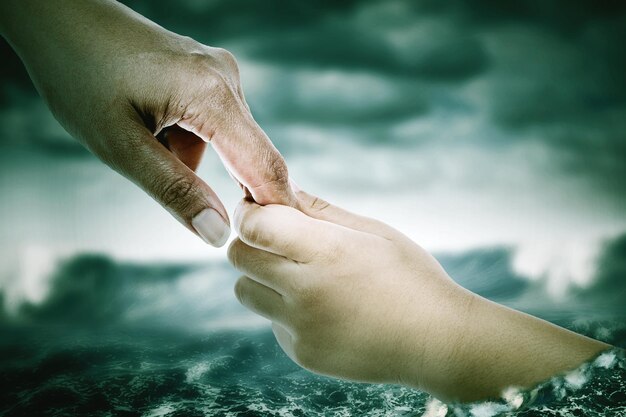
[185,52,237,100]
[207,71,233,98]
[267,153,289,183]
[157,174,198,213]
[186,51,214,70]
[247,227,270,248]
[249,153,290,203]
[213,47,239,72]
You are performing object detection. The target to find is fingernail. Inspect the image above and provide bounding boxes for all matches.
[191,208,230,247]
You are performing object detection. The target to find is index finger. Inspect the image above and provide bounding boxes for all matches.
[219,115,297,206]
[179,97,297,207]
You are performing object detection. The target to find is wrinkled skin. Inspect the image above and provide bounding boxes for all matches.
[0,0,296,245]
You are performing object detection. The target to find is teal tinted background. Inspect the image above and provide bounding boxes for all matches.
[1,1,625,278]
[0,1,625,415]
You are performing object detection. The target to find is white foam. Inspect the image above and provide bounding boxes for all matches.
[0,244,57,313]
[142,404,177,417]
[564,369,587,389]
[469,401,510,417]
[421,398,447,417]
[594,351,617,369]
[512,238,601,299]
[501,386,524,409]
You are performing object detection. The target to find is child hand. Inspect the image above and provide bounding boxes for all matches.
[227,190,608,402]
[227,191,473,398]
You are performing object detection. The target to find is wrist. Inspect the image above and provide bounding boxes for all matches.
[393,276,478,398]
[437,290,610,401]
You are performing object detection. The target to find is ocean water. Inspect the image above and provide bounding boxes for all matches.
[1,246,625,417]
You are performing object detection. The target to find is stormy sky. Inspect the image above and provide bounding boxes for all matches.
[0,0,625,305]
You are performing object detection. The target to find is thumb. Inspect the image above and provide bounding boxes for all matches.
[100,120,231,247]
[293,185,395,239]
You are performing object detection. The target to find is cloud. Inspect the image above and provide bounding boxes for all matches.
[2,0,623,182]
[465,13,626,198]
[234,18,487,81]
[114,0,490,82]
[121,0,358,41]
[0,0,624,290]
[479,18,626,127]
[240,62,429,126]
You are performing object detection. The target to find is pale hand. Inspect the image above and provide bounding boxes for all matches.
[227,190,609,402]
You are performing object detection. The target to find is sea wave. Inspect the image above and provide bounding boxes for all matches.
[1,241,625,416]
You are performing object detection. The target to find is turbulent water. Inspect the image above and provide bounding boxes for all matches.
[1,245,625,416]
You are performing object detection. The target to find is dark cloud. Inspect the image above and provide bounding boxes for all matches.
[2,0,623,103]
[6,250,529,328]
[0,0,624,198]
[121,0,364,42]
[6,249,533,328]
[485,17,626,129]
[245,70,430,126]
[236,24,487,81]
[115,0,490,81]
[414,0,626,33]
[542,122,626,198]
[0,293,5,322]
[478,14,626,196]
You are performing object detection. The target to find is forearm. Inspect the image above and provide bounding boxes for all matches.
[404,288,610,402]
[0,0,186,139]
[458,295,608,399]
[0,0,153,44]
[0,0,170,97]
[3,0,113,52]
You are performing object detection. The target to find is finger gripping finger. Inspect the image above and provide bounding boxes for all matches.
[249,151,291,206]
[236,205,271,249]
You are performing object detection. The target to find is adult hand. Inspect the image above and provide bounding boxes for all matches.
[0,0,296,247]
[227,190,609,402]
